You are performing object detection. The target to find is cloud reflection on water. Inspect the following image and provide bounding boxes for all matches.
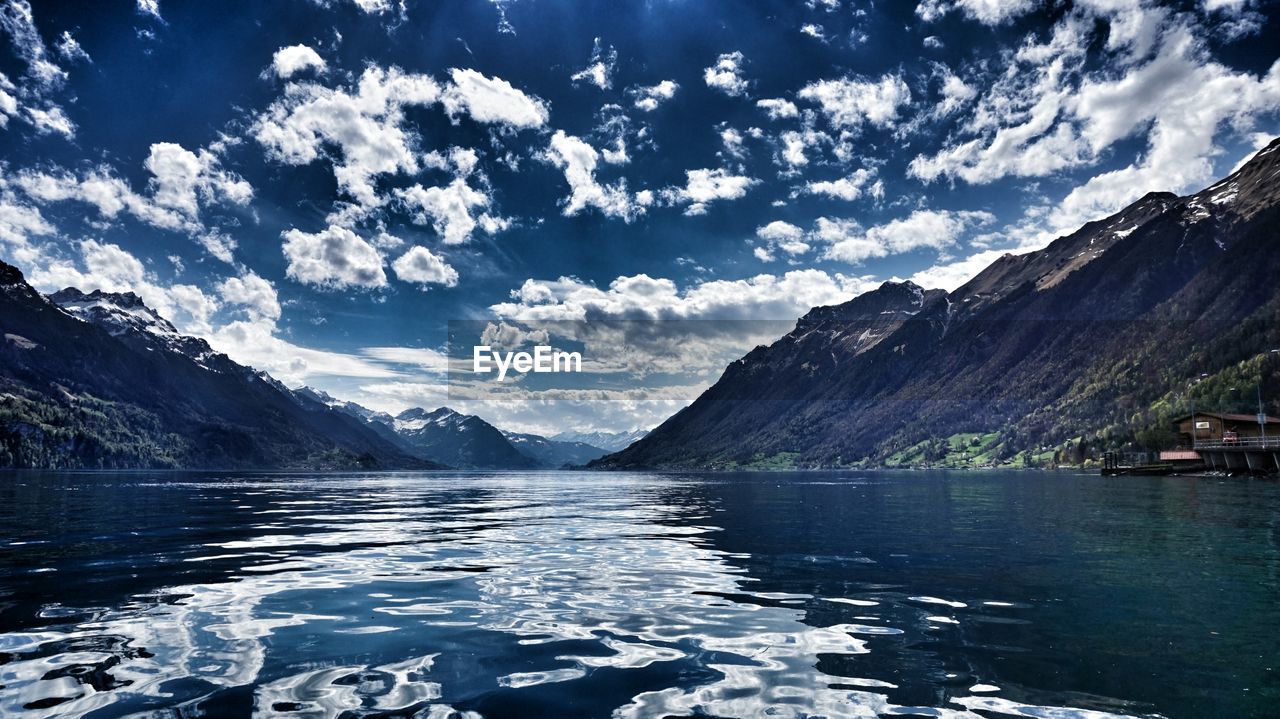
[0,473,1152,719]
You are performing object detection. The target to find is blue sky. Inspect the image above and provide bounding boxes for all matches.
[1,0,1277,433]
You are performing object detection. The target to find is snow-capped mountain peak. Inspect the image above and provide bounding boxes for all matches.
[48,287,219,365]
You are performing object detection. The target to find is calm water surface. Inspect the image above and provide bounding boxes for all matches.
[0,470,1277,718]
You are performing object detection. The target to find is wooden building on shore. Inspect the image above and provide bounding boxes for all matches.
[1171,411,1280,446]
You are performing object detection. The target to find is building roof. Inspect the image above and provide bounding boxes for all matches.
[1171,411,1280,425]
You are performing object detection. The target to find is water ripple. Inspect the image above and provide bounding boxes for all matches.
[0,470,1255,717]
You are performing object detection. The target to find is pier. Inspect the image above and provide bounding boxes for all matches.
[1192,437,1280,473]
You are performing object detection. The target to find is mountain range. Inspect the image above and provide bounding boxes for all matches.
[0,273,620,470]
[7,135,1278,471]
[594,138,1280,469]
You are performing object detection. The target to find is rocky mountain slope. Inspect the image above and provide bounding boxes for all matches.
[0,270,438,470]
[377,407,538,469]
[596,138,1280,469]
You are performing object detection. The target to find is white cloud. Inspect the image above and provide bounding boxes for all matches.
[281,225,387,289]
[756,220,804,243]
[816,209,995,264]
[397,177,505,245]
[661,168,757,215]
[15,141,251,248]
[907,248,1010,291]
[801,24,827,42]
[209,318,402,386]
[720,127,746,158]
[145,142,253,217]
[632,80,679,112]
[911,5,1280,244]
[936,67,977,117]
[270,44,326,79]
[392,246,458,288]
[0,0,77,137]
[544,130,648,221]
[442,68,549,129]
[55,31,90,63]
[307,0,404,14]
[136,0,162,19]
[804,168,875,200]
[798,74,912,130]
[0,187,54,253]
[755,220,810,258]
[493,269,879,322]
[703,51,749,97]
[756,98,799,120]
[570,37,617,90]
[916,0,1036,25]
[254,66,441,207]
[219,272,281,322]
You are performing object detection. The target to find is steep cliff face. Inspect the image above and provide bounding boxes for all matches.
[597,139,1280,469]
[0,268,436,469]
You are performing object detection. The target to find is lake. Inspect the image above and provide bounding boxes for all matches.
[0,470,1277,718]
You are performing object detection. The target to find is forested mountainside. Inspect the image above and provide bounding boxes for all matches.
[596,138,1280,469]
[0,268,438,470]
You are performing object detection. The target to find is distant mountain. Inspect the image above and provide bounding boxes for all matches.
[294,386,396,426]
[502,431,610,468]
[379,407,538,469]
[551,429,649,452]
[309,401,612,469]
[596,138,1280,469]
[0,268,440,470]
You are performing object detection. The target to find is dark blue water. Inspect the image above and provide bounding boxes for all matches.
[0,470,1277,718]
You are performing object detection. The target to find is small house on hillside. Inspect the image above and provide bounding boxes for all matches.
[1171,411,1280,446]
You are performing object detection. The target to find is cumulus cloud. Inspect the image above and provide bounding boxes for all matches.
[755,220,810,259]
[661,168,757,215]
[631,80,679,111]
[442,68,549,129]
[703,51,749,97]
[14,141,252,253]
[0,0,79,137]
[910,4,1280,244]
[798,73,912,130]
[392,245,458,288]
[270,44,326,79]
[145,142,253,217]
[757,98,799,120]
[307,0,405,15]
[55,31,90,63]
[136,0,162,19]
[493,269,878,323]
[915,0,1035,25]
[800,24,827,42]
[254,65,544,215]
[804,168,876,200]
[818,209,994,264]
[281,225,387,289]
[254,66,441,207]
[544,130,650,221]
[907,248,1010,291]
[397,175,506,245]
[219,272,281,322]
[571,37,617,90]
